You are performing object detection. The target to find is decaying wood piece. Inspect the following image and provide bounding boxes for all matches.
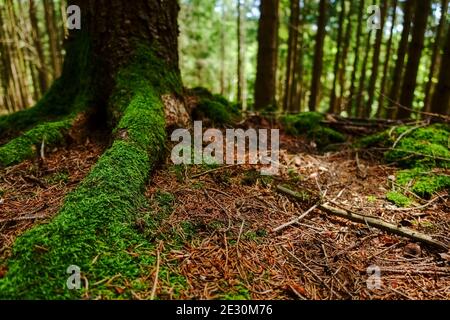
[277,185,449,251]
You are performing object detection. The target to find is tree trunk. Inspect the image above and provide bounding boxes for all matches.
[397,0,432,119]
[424,0,449,112]
[347,0,365,116]
[237,0,247,111]
[254,0,280,110]
[337,0,354,114]
[29,0,49,95]
[43,0,62,79]
[309,0,328,112]
[377,0,398,117]
[283,0,300,112]
[431,26,450,115]
[387,0,415,119]
[329,0,345,114]
[355,29,373,117]
[365,0,387,118]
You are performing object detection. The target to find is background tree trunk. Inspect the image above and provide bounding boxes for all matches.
[424,0,449,112]
[308,0,328,112]
[387,0,415,118]
[377,0,398,117]
[431,26,450,116]
[397,0,431,119]
[283,0,300,112]
[254,0,280,110]
[237,0,247,111]
[329,0,345,114]
[365,0,387,117]
[347,0,365,116]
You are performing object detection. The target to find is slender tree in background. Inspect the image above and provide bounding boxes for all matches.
[237,0,247,111]
[337,1,354,114]
[365,0,387,117]
[220,1,226,95]
[397,0,432,119]
[283,0,300,112]
[387,0,415,118]
[377,0,398,117]
[43,0,62,78]
[29,0,49,95]
[347,0,365,116]
[431,25,450,115]
[309,0,328,111]
[292,0,305,112]
[355,29,373,117]
[254,0,280,110]
[424,0,449,112]
[329,0,345,114]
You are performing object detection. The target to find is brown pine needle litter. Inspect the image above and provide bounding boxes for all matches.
[1,130,449,300]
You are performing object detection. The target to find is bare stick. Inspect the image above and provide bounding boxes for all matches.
[277,185,448,251]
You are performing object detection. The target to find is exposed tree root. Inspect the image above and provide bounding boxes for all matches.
[0,48,182,299]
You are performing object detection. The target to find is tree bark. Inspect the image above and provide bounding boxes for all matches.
[329,0,345,114]
[43,0,62,78]
[431,26,450,116]
[283,0,300,112]
[309,0,328,112]
[365,0,387,117]
[254,0,280,110]
[29,0,49,95]
[387,0,415,119]
[397,0,432,119]
[237,0,247,111]
[424,0,449,113]
[377,0,398,117]
[347,0,365,116]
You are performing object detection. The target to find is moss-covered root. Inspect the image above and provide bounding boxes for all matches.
[0,117,76,167]
[0,48,177,299]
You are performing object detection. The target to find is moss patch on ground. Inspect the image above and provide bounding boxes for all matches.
[280,112,346,148]
[0,46,187,299]
[386,191,412,208]
[191,87,240,125]
[359,124,450,197]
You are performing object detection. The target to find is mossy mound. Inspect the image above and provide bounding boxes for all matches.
[191,87,240,125]
[281,112,346,147]
[360,124,450,197]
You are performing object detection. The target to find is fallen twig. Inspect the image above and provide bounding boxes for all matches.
[277,185,449,251]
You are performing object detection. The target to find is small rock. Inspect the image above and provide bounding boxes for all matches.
[404,243,422,257]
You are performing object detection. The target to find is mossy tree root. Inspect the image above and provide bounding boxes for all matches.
[0,116,77,167]
[0,47,185,299]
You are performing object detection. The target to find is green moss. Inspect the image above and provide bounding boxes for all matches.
[0,32,92,141]
[386,191,412,207]
[360,124,450,197]
[281,112,346,147]
[397,169,450,198]
[191,87,240,125]
[0,118,73,167]
[0,46,186,299]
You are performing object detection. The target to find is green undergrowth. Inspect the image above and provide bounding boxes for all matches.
[191,87,240,125]
[359,124,450,198]
[386,191,412,208]
[280,112,346,148]
[0,45,187,299]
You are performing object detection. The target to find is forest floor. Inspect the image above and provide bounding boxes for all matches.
[0,121,449,300]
